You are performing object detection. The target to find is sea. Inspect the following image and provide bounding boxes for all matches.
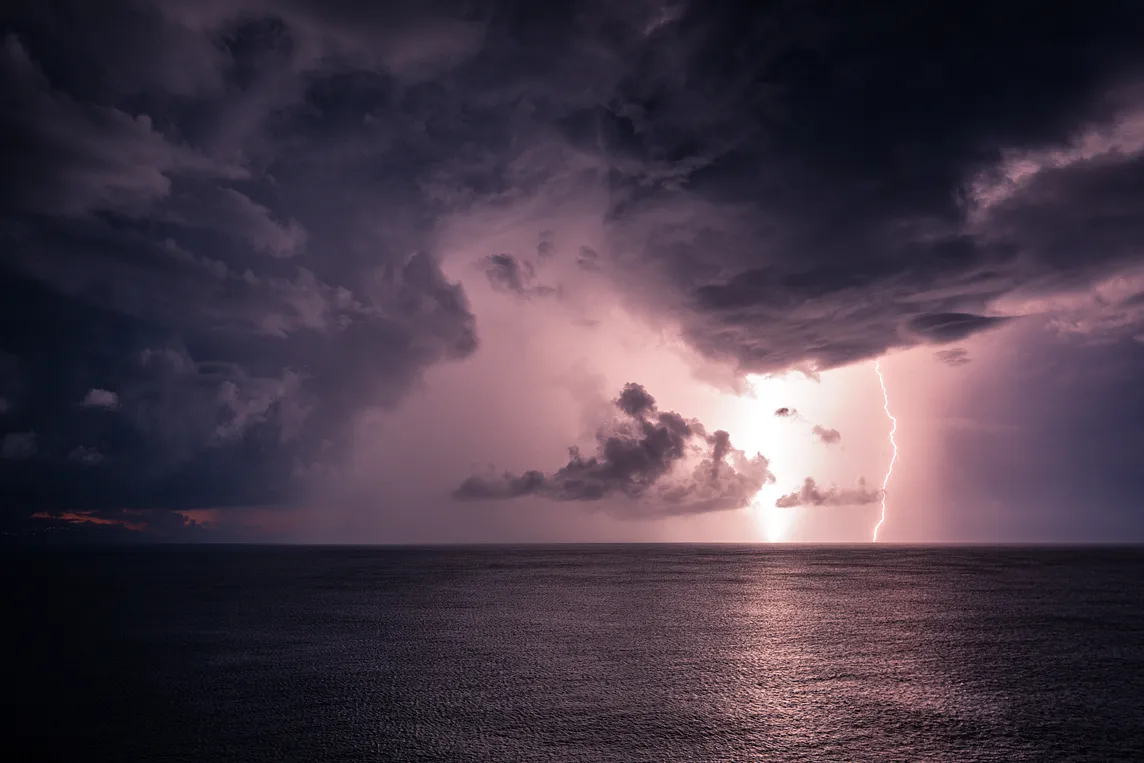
[4,546,1143,762]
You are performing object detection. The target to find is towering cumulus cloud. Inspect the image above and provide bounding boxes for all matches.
[455,384,773,517]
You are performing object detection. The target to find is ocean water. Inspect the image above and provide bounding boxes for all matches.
[5,546,1144,762]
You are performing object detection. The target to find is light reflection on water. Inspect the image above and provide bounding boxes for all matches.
[7,545,1144,762]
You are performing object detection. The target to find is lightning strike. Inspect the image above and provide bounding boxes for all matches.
[872,360,898,543]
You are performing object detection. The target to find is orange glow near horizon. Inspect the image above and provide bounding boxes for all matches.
[177,509,223,527]
[31,510,147,532]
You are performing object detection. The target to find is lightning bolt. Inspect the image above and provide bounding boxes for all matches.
[872,360,898,543]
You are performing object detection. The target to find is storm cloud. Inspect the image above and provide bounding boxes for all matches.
[593,3,1144,375]
[0,2,481,535]
[455,383,773,516]
[775,478,882,509]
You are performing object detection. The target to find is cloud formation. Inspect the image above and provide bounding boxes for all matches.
[455,383,773,516]
[516,2,1144,375]
[811,426,841,445]
[775,478,881,509]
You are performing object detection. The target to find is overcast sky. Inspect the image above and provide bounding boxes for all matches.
[3,0,1144,543]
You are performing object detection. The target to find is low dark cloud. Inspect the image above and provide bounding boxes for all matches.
[811,426,841,445]
[905,314,1011,344]
[545,2,1144,374]
[935,348,972,367]
[775,478,881,509]
[455,383,773,516]
[615,382,658,418]
[774,407,797,418]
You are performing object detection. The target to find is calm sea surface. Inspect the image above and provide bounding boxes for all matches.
[5,546,1144,762]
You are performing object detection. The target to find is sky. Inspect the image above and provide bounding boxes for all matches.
[3,0,1144,544]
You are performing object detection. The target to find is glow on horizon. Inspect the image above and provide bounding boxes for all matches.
[872,360,898,542]
[748,480,797,543]
[736,374,806,543]
[725,366,894,543]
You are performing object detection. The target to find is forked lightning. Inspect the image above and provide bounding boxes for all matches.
[872,360,898,542]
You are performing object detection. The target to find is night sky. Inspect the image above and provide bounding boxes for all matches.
[4,0,1144,543]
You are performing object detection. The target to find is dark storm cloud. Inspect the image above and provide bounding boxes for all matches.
[455,383,773,516]
[811,425,841,445]
[0,1,482,535]
[0,247,475,515]
[773,407,797,418]
[905,314,1011,344]
[775,478,881,509]
[539,1,1144,373]
[614,382,658,418]
[935,348,972,367]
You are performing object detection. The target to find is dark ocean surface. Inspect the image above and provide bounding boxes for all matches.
[4,546,1144,762]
